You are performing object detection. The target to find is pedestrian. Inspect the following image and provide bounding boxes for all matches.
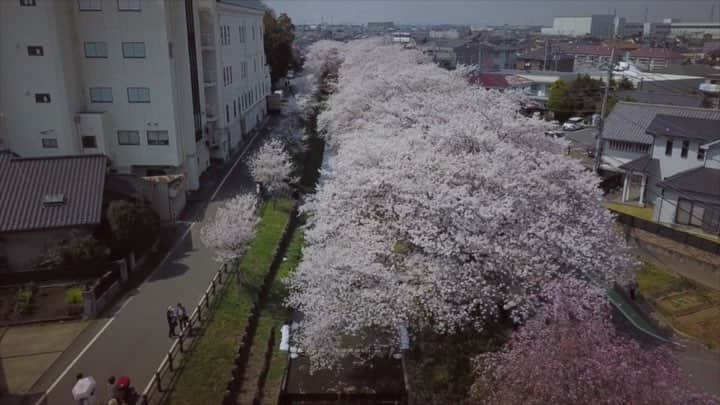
[176,302,189,331]
[166,305,177,338]
[629,281,637,301]
[72,373,96,405]
[106,376,119,403]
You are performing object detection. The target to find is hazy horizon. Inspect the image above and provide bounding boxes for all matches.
[264,0,720,26]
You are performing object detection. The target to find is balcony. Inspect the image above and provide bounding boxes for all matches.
[699,82,720,95]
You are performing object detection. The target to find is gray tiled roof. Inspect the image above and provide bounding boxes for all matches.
[646,115,720,143]
[619,155,660,174]
[0,154,106,233]
[658,167,720,199]
[603,102,720,145]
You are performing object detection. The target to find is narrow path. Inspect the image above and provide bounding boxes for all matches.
[24,123,279,405]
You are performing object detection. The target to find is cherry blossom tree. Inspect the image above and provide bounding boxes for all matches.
[249,139,297,198]
[200,194,258,262]
[287,39,633,368]
[472,277,715,405]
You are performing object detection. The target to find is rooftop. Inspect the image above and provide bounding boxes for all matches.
[569,45,683,59]
[646,115,720,143]
[602,102,720,144]
[619,155,660,174]
[0,154,107,233]
[468,73,532,89]
[658,167,720,199]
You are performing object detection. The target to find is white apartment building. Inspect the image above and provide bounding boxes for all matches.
[0,0,270,191]
[199,0,271,161]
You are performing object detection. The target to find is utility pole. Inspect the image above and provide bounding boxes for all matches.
[593,46,616,172]
[543,40,548,71]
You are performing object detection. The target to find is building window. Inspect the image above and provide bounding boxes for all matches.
[230,66,233,84]
[252,25,256,40]
[676,198,705,227]
[168,42,173,58]
[127,87,150,103]
[81,136,97,148]
[698,148,706,161]
[27,46,43,56]
[226,104,230,123]
[665,140,673,156]
[117,130,140,145]
[117,0,141,11]
[241,62,247,78]
[35,93,51,103]
[42,138,58,148]
[239,25,245,43]
[233,100,237,117]
[20,0,36,6]
[84,42,108,58]
[78,0,102,11]
[89,87,113,103]
[680,140,689,158]
[254,58,257,72]
[147,130,169,145]
[122,42,145,58]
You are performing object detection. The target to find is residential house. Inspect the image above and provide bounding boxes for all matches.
[699,74,720,109]
[477,42,522,70]
[467,73,532,91]
[0,153,107,272]
[702,41,720,63]
[367,21,394,33]
[570,45,683,71]
[599,102,720,235]
[649,116,720,234]
[515,48,574,72]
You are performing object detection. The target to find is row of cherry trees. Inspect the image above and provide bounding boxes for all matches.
[285,39,714,402]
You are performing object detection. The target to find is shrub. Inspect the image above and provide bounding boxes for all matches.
[15,288,33,315]
[106,200,160,254]
[58,234,107,265]
[66,286,84,305]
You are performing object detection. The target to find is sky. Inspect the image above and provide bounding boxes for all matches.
[263,0,720,26]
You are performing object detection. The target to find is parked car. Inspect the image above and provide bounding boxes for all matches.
[544,130,564,138]
[286,70,295,79]
[562,117,584,131]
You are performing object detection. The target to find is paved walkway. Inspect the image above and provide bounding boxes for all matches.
[19,116,286,405]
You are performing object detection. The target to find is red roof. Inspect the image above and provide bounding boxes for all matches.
[468,73,531,89]
[570,45,682,60]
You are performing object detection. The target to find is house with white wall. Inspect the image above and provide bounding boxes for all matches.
[199,0,271,161]
[600,102,720,236]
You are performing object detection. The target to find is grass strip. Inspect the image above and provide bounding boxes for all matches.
[166,199,293,405]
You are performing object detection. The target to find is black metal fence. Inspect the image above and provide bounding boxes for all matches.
[613,211,720,255]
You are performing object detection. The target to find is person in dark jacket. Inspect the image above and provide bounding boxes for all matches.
[166,305,177,338]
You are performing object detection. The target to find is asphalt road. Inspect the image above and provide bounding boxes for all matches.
[24,121,276,405]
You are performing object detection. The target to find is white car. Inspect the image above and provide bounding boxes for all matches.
[562,117,584,131]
